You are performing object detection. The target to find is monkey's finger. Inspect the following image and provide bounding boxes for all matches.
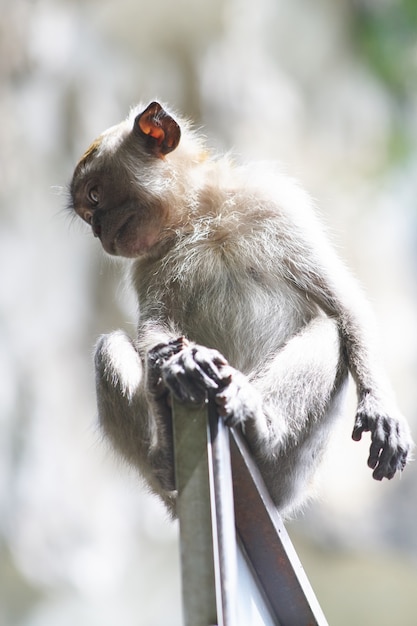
[148,342,181,368]
[211,352,228,367]
[384,457,400,480]
[352,419,368,442]
[373,452,398,481]
[215,393,241,428]
[368,448,383,473]
[169,336,189,350]
[216,364,234,388]
[383,447,408,480]
[162,353,218,403]
[367,420,387,470]
[192,348,227,386]
[215,389,250,428]
[163,369,207,404]
[176,349,215,384]
[183,351,220,390]
[195,346,227,365]
[371,443,394,480]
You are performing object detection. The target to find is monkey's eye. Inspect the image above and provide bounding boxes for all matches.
[87,186,100,206]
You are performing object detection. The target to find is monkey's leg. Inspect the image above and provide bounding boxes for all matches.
[94,330,178,501]
[240,315,347,513]
[248,314,347,452]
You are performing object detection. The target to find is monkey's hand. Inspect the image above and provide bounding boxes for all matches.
[148,340,262,426]
[352,393,414,480]
[148,337,190,398]
[149,340,228,404]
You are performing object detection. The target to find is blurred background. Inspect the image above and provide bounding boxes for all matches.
[1,0,417,624]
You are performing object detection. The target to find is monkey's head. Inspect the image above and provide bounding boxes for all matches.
[69,102,187,258]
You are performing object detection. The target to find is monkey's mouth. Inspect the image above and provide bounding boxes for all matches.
[95,213,158,258]
[98,214,135,255]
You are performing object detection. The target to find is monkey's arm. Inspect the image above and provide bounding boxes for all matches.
[280,231,414,479]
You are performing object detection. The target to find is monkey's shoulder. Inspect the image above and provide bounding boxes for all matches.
[194,164,325,246]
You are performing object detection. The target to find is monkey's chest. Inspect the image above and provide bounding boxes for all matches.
[139,265,315,373]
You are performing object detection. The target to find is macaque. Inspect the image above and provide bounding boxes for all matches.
[69,101,413,518]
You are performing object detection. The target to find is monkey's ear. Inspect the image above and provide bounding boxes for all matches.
[135,102,181,157]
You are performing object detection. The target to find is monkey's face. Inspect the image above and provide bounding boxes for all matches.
[69,102,181,258]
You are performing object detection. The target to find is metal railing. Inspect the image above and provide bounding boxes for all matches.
[172,397,329,626]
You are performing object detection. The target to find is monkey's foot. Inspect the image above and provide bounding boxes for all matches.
[215,367,263,428]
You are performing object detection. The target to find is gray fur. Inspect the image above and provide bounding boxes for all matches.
[70,102,414,518]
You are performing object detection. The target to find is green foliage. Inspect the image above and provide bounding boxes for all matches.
[351,1,417,96]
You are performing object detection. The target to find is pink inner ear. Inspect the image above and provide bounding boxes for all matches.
[136,102,180,156]
[138,116,165,144]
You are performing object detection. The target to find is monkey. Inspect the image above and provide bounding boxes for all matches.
[69,101,414,518]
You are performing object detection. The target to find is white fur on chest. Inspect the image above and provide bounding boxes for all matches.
[134,239,317,373]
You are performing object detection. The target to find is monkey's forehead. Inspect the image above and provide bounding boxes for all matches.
[76,121,130,170]
[76,136,102,171]
[70,144,100,199]
[69,120,132,208]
